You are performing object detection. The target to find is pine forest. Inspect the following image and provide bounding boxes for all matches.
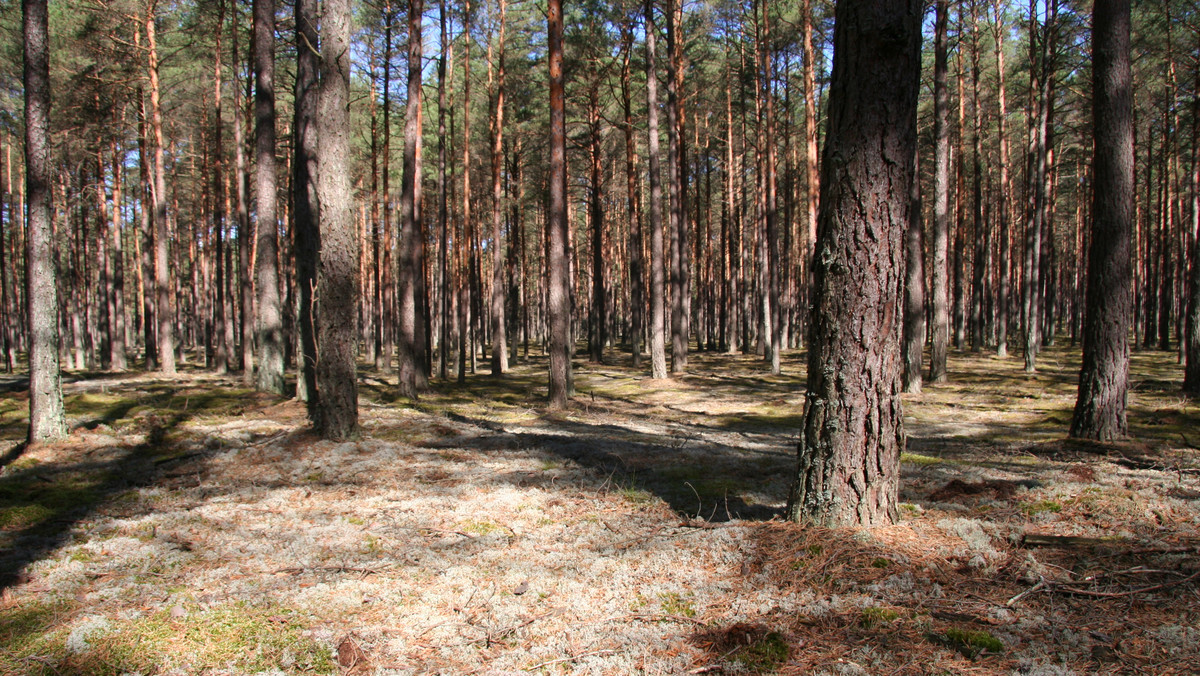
[1,0,1199,672]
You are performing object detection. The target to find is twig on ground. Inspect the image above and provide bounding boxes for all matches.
[524,649,616,671]
[275,566,380,575]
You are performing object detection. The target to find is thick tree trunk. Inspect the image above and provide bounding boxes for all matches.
[1071,0,1131,440]
[314,0,359,438]
[23,0,65,443]
[547,0,572,407]
[929,0,951,382]
[254,0,284,394]
[645,0,668,380]
[786,0,920,528]
[397,0,427,398]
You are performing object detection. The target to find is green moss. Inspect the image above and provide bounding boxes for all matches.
[659,592,696,618]
[727,632,790,673]
[933,627,1004,658]
[1021,499,1063,516]
[870,557,892,569]
[860,607,900,628]
[0,601,335,675]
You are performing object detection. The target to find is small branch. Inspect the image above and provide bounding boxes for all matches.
[276,566,380,575]
[524,649,615,671]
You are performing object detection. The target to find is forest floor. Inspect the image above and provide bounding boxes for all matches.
[0,344,1198,675]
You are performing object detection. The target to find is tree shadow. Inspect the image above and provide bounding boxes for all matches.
[0,405,204,592]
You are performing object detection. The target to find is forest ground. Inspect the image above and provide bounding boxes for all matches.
[0,344,1198,675]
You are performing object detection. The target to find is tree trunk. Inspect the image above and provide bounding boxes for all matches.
[1070,0,1131,440]
[490,0,509,375]
[547,0,572,407]
[622,23,644,368]
[293,0,319,406]
[23,0,65,443]
[929,0,951,382]
[588,88,606,363]
[666,0,687,374]
[645,0,668,380]
[991,0,1012,358]
[397,0,427,398]
[438,0,451,380]
[314,0,359,439]
[786,0,920,528]
[903,141,925,393]
[254,0,284,394]
[146,2,175,374]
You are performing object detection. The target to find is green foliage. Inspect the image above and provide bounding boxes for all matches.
[860,606,901,628]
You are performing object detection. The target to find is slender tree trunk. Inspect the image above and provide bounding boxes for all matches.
[547,0,572,407]
[397,0,427,398]
[314,0,358,438]
[645,0,668,380]
[109,142,128,371]
[904,141,925,393]
[438,0,451,380]
[293,0,318,406]
[992,0,1012,358]
[254,0,284,393]
[970,0,986,351]
[24,0,65,443]
[787,0,921,528]
[929,0,951,382]
[622,23,644,368]
[587,88,606,363]
[232,11,254,379]
[146,2,175,374]
[1185,65,1200,392]
[666,0,687,373]
[379,4,394,374]
[1071,0,1131,440]
[800,0,819,329]
[759,0,781,375]
[490,0,509,374]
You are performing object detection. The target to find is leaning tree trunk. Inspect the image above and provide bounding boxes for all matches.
[24,0,65,443]
[314,0,358,439]
[1070,0,1132,441]
[254,0,284,394]
[786,0,921,528]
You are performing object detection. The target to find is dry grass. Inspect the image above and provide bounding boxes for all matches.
[0,343,1197,674]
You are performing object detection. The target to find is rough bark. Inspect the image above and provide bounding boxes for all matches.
[645,0,668,380]
[1070,0,1131,440]
[903,141,925,393]
[397,0,427,398]
[929,0,951,382]
[490,0,509,375]
[786,0,920,528]
[254,0,284,394]
[146,3,175,374]
[24,0,65,443]
[314,0,359,439]
[293,0,319,407]
[547,0,572,407]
